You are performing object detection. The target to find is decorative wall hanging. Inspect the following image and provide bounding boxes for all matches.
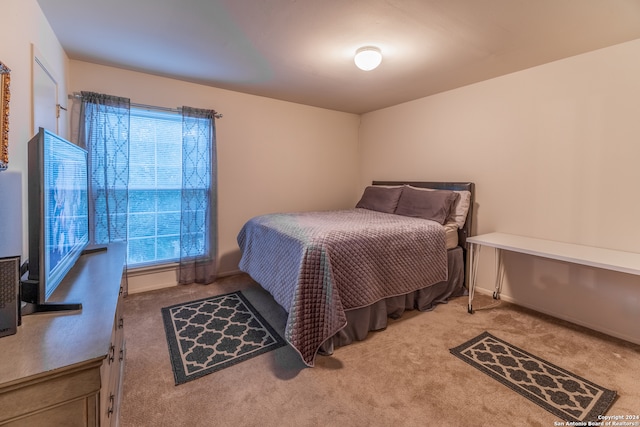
[0,61,10,171]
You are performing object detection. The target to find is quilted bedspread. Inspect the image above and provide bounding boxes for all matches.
[237,208,448,366]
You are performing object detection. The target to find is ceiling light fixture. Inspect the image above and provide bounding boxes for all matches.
[354,46,382,71]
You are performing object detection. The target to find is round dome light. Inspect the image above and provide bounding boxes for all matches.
[354,46,382,71]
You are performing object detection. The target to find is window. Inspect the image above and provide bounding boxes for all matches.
[84,97,214,273]
[127,108,184,267]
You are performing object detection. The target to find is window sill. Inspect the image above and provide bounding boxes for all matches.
[127,262,178,277]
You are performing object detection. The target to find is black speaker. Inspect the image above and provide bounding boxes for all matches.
[0,256,20,338]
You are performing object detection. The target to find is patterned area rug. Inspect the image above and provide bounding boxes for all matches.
[162,291,286,385]
[450,332,617,422]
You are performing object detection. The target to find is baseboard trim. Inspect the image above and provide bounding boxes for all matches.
[474,287,640,346]
[127,269,243,295]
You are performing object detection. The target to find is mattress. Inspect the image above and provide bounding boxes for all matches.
[444,221,459,249]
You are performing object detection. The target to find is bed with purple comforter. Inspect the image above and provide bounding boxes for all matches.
[237,181,474,366]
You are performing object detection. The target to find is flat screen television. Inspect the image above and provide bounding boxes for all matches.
[20,128,89,314]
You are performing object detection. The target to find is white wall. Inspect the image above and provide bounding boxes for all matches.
[359,39,640,344]
[69,62,360,292]
[0,0,69,260]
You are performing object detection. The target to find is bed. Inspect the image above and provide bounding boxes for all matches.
[237,181,475,366]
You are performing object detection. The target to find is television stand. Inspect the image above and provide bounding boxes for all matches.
[20,301,82,315]
[19,277,83,316]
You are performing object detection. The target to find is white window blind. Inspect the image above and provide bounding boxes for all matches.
[127,108,184,267]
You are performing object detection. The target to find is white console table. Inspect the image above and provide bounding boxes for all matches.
[466,232,640,313]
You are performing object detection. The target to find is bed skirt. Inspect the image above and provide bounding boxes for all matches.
[319,246,466,355]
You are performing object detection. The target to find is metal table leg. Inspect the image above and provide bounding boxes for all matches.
[468,243,480,313]
[493,248,505,299]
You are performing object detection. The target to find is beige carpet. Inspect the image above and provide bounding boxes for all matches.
[119,274,640,427]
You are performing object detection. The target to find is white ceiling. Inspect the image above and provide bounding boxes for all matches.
[37,0,640,114]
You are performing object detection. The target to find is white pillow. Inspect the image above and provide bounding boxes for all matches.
[449,190,471,229]
[406,186,471,229]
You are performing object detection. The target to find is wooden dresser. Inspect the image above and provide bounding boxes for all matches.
[0,243,126,426]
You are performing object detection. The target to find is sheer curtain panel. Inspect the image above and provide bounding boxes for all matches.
[178,106,218,285]
[78,91,131,292]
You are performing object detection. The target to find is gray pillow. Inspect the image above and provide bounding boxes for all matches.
[394,186,459,224]
[355,186,403,214]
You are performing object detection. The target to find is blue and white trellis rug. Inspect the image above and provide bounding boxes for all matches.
[450,331,617,423]
[162,291,287,385]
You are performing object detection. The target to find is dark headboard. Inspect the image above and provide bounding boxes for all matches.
[372,181,475,247]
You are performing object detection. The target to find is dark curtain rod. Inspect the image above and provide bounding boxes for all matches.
[68,93,223,119]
